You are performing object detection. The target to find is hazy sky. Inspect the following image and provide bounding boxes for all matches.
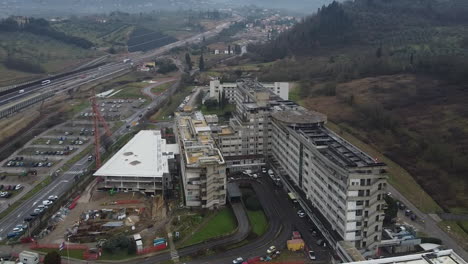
[0,0,336,17]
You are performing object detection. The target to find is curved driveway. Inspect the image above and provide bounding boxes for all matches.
[124,178,297,264]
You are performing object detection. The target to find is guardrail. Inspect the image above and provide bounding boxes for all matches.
[0,91,54,119]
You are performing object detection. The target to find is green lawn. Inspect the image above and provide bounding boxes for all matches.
[438,221,468,251]
[35,249,85,260]
[246,209,268,236]
[151,81,175,94]
[150,85,191,121]
[182,207,237,246]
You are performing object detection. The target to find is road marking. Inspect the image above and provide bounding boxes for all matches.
[17,214,21,218]
[33,201,37,206]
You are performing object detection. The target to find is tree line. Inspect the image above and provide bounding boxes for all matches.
[0,17,93,49]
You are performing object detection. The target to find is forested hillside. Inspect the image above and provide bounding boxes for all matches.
[251,0,468,83]
[248,0,468,218]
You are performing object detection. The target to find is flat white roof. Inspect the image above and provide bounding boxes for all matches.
[94,130,178,178]
[344,250,467,264]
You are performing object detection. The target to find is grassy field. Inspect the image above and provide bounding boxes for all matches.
[325,121,443,213]
[182,207,237,246]
[35,249,85,260]
[151,81,175,94]
[150,85,191,121]
[93,72,154,100]
[246,209,268,236]
[438,221,468,251]
[0,31,102,85]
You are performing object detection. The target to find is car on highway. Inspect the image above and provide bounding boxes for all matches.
[308,250,316,260]
[232,257,243,264]
[48,195,58,201]
[267,245,276,254]
[42,200,53,206]
[18,89,25,94]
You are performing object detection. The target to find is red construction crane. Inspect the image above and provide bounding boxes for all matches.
[90,91,112,169]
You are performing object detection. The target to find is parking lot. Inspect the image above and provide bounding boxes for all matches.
[76,98,145,121]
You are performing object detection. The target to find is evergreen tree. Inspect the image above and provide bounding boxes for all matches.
[44,251,61,264]
[199,53,205,71]
[185,53,192,70]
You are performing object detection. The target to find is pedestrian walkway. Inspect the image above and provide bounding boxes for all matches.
[166,222,179,263]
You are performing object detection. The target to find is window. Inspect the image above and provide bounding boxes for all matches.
[355,210,362,216]
[366,179,371,185]
[377,194,381,200]
[375,225,379,232]
[364,221,368,227]
[364,211,368,217]
[366,190,370,196]
[360,179,365,186]
[377,205,380,211]
[356,221,362,226]
[362,241,367,248]
[375,215,379,221]
[356,201,364,206]
[355,230,361,236]
[374,235,378,242]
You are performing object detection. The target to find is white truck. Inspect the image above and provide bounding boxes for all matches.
[18,251,39,264]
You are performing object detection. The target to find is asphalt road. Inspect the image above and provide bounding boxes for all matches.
[125,174,331,264]
[387,185,468,260]
[0,16,241,109]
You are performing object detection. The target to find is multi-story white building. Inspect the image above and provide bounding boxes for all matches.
[176,111,227,209]
[209,79,289,103]
[94,130,178,194]
[210,79,388,252]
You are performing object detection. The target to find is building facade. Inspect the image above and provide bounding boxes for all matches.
[209,79,388,252]
[209,79,289,102]
[176,111,227,209]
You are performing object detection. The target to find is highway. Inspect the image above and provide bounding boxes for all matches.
[0,17,240,110]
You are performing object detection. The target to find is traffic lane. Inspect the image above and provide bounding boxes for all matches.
[0,62,123,105]
[138,178,291,264]
[261,175,332,262]
[0,156,88,238]
[185,180,293,264]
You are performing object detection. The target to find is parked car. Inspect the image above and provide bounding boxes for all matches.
[48,195,58,201]
[15,184,23,190]
[232,257,244,264]
[267,246,276,254]
[43,200,53,206]
[308,250,316,260]
[297,210,306,218]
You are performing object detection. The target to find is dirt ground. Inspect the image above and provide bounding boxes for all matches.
[40,183,168,248]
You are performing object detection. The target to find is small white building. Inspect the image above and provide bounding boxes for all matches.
[94,130,179,194]
[18,251,39,264]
